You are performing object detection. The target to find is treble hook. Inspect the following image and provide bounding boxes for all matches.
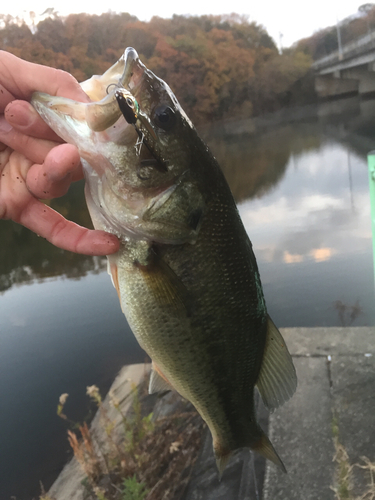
[106,82,121,95]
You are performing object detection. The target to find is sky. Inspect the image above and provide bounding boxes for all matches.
[1,0,371,48]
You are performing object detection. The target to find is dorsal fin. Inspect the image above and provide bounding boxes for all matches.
[256,316,297,412]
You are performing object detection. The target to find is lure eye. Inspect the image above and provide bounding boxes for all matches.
[115,90,138,124]
[154,105,176,131]
[126,97,134,108]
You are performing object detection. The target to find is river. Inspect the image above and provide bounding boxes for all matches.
[1,97,374,499]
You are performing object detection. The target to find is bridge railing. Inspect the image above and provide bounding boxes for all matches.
[312,30,375,71]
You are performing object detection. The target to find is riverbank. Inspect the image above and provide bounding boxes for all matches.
[47,326,375,500]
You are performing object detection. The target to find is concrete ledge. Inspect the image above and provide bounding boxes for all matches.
[264,326,375,500]
[47,327,375,499]
[263,356,335,500]
[280,327,375,356]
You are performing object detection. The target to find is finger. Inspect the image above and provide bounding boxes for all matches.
[0,82,15,111]
[0,116,57,164]
[19,198,120,255]
[0,50,89,102]
[27,144,83,199]
[5,100,62,142]
[41,142,83,182]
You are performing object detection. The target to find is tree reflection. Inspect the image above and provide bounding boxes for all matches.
[0,180,106,293]
[204,121,323,203]
[333,300,364,326]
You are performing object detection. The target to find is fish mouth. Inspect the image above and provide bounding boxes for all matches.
[31,48,152,144]
[31,48,168,179]
[120,47,145,93]
[115,49,169,173]
[78,47,145,103]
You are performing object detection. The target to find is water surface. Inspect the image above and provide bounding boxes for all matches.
[1,98,374,499]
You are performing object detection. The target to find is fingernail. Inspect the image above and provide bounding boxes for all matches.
[0,117,13,133]
[5,101,38,128]
[91,233,120,255]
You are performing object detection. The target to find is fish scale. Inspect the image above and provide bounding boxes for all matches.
[31,46,297,474]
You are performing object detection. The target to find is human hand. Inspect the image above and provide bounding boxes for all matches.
[0,51,120,255]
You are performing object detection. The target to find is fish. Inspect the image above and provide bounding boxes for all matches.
[31,47,297,475]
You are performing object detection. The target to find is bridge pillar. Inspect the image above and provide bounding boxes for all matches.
[341,65,375,95]
[314,74,359,99]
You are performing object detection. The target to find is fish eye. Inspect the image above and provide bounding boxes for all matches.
[154,105,176,131]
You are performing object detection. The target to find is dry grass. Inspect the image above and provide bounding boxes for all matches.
[48,380,205,500]
[331,413,375,500]
[39,481,56,500]
[354,458,375,500]
[332,442,353,500]
[332,413,353,500]
[67,422,104,482]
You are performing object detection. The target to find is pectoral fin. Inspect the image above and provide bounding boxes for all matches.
[135,251,192,316]
[256,316,297,412]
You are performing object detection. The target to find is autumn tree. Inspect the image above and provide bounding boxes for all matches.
[0,12,315,123]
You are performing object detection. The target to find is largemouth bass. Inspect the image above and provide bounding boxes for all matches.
[31,48,297,474]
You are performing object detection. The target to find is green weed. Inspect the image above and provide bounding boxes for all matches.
[121,475,148,500]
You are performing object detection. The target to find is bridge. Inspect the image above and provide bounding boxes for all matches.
[312,30,375,98]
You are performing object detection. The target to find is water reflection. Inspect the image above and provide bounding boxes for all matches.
[204,124,324,203]
[1,99,375,499]
[199,105,375,328]
[222,132,374,328]
[0,273,147,500]
[238,142,369,264]
[0,180,106,293]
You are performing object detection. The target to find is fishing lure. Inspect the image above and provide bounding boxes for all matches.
[115,88,169,175]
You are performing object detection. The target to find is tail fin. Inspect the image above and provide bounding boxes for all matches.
[252,432,287,473]
[213,430,286,477]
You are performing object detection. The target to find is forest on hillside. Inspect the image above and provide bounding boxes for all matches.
[0,12,314,124]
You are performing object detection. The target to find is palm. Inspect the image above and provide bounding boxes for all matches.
[0,51,119,255]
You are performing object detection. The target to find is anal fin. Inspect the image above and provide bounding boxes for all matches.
[213,438,232,479]
[256,316,297,412]
[149,363,174,394]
